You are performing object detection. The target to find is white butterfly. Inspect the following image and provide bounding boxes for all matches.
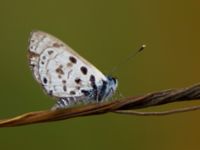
[28,31,118,110]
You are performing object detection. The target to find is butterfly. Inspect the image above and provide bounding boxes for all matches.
[28,31,118,110]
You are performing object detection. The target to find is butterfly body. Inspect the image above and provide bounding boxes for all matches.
[28,31,118,110]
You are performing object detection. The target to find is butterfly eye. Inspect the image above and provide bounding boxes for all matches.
[107,76,117,85]
[112,78,117,84]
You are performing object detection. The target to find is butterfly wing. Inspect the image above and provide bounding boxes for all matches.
[28,30,107,99]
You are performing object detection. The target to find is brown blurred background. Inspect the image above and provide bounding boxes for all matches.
[0,0,200,150]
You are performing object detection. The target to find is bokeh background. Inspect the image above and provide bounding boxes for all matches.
[1,0,200,150]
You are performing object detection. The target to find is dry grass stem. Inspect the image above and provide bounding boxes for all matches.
[0,83,200,127]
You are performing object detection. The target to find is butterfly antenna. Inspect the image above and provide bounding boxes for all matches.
[110,44,146,75]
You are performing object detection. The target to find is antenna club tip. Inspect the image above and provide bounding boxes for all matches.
[142,44,146,48]
[138,44,146,52]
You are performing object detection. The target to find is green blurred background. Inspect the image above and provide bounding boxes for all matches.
[0,0,200,150]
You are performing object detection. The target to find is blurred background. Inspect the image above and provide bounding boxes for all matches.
[0,0,200,150]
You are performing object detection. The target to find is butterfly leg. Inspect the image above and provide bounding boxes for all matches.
[51,97,77,110]
[117,88,124,98]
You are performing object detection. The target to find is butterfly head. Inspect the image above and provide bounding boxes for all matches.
[103,76,118,99]
[107,76,118,88]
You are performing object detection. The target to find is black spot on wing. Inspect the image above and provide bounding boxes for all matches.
[75,78,81,84]
[53,42,63,47]
[90,75,95,82]
[30,64,35,68]
[81,90,90,96]
[80,66,88,75]
[69,56,77,64]
[48,50,53,55]
[62,80,66,84]
[56,65,64,75]
[42,56,46,60]
[67,62,73,67]
[70,91,76,95]
[89,74,98,100]
[63,85,67,91]
[76,86,80,90]
[43,77,47,84]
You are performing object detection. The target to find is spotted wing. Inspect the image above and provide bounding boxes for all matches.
[28,30,107,99]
